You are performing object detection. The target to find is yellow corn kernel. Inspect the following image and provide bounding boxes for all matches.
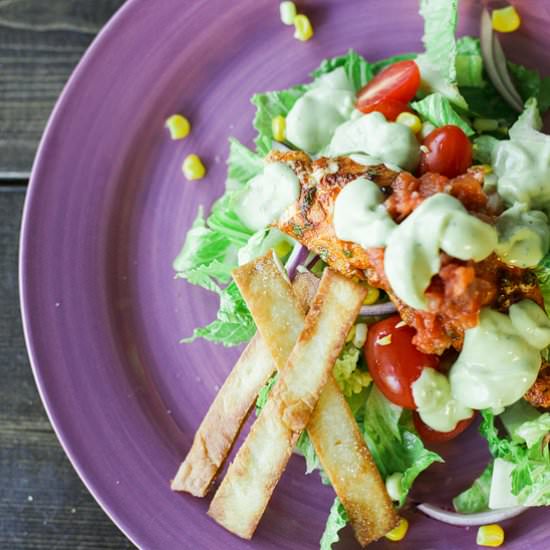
[385,517,409,542]
[491,6,521,33]
[396,112,422,134]
[280,1,297,25]
[480,164,493,174]
[272,115,287,142]
[165,114,191,140]
[363,286,380,305]
[294,14,314,41]
[345,325,356,344]
[477,524,505,547]
[182,154,206,181]
[273,240,292,258]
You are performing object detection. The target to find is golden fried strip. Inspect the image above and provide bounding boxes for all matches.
[208,256,367,539]
[171,270,315,497]
[308,382,398,544]
[170,333,274,496]
[284,270,399,543]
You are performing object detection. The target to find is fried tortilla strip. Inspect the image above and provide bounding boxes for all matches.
[208,254,368,539]
[170,333,274,496]
[171,271,315,496]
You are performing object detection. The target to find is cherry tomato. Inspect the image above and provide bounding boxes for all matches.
[419,125,473,178]
[413,411,476,443]
[364,315,439,409]
[357,98,411,121]
[356,60,420,113]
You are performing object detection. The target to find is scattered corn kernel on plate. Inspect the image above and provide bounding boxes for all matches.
[21,1,550,549]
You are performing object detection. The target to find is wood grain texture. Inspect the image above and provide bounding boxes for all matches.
[0,189,134,549]
[0,0,125,177]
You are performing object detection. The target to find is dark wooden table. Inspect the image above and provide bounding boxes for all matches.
[0,2,134,548]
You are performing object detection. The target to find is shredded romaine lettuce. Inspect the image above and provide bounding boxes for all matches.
[320,498,349,550]
[362,386,443,506]
[311,49,373,92]
[455,36,485,88]
[453,462,494,513]
[479,408,550,506]
[411,93,474,136]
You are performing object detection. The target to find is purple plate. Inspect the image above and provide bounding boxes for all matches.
[20,0,550,548]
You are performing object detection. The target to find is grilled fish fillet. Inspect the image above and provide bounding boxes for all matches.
[272,150,543,355]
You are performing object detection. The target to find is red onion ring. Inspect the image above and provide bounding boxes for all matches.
[417,503,527,526]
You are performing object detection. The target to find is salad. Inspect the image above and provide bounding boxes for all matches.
[171,1,550,548]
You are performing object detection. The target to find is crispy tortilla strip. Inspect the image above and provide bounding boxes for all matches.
[208,258,366,539]
[291,270,398,543]
[171,271,315,496]
[308,381,398,544]
[170,333,274,496]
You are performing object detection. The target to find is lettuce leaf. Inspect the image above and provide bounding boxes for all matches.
[455,36,485,88]
[416,0,467,109]
[508,62,550,114]
[251,84,309,157]
[320,498,348,550]
[479,409,550,506]
[311,49,373,92]
[411,93,474,136]
[174,139,260,346]
[453,462,493,513]
[362,386,443,506]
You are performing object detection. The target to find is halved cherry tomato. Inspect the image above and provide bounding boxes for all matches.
[356,60,421,113]
[413,411,476,443]
[364,315,439,409]
[419,125,473,179]
[358,98,411,121]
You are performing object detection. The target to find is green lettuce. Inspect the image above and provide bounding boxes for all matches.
[362,386,443,506]
[320,498,348,550]
[472,135,499,164]
[508,62,550,114]
[411,93,474,136]
[251,84,309,156]
[455,36,484,88]
[311,49,373,92]
[479,409,550,506]
[174,139,261,346]
[453,462,493,513]
[416,0,467,109]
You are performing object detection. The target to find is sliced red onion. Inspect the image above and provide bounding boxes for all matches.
[285,244,309,280]
[480,9,523,112]
[359,302,397,316]
[417,503,527,526]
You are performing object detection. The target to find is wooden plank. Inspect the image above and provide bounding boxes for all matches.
[0,189,134,548]
[0,0,125,176]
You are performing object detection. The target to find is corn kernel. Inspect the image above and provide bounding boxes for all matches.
[273,240,292,258]
[272,115,287,142]
[492,6,521,33]
[294,14,314,41]
[363,286,380,305]
[477,524,504,547]
[353,323,368,348]
[385,517,409,542]
[165,114,191,140]
[280,1,297,25]
[396,112,422,134]
[182,154,206,181]
[346,325,356,344]
[480,164,493,174]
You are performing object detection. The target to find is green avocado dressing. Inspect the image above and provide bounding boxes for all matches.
[384,193,497,310]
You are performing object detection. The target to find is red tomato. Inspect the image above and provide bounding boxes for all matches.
[364,316,439,409]
[356,60,420,112]
[357,98,411,121]
[419,125,473,178]
[413,411,476,443]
